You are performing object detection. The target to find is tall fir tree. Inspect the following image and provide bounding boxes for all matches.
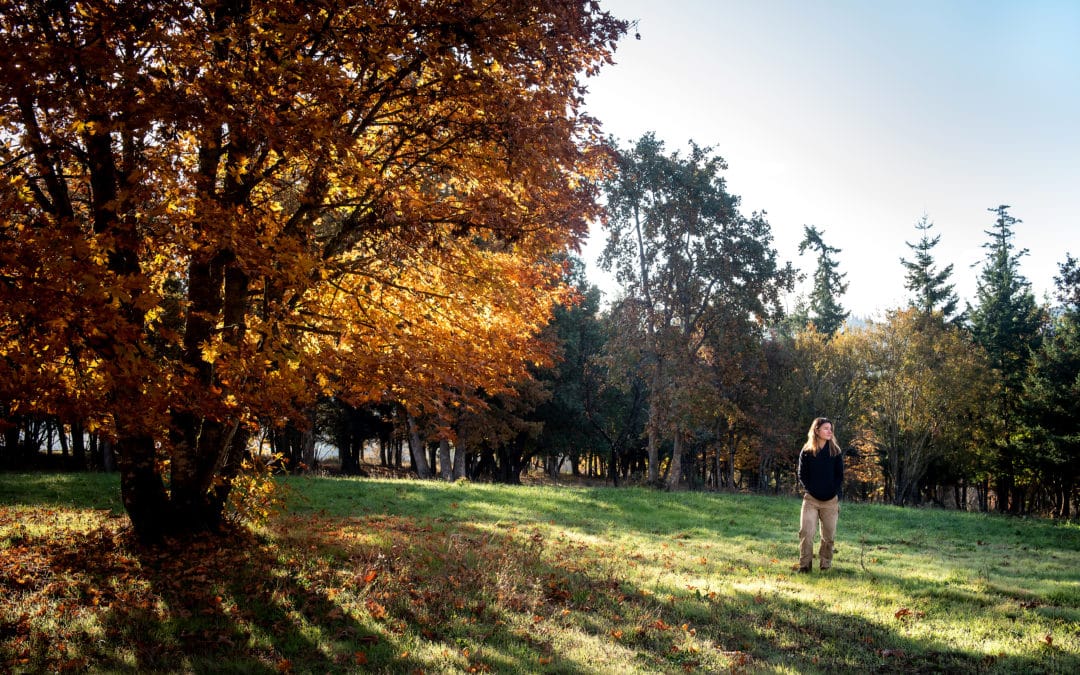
[798,225,849,336]
[901,214,961,322]
[968,205,1045,513]
[1021,255,1080,518]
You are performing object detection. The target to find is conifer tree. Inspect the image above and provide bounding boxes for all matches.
[798,225,849,336]
[968,205,1045,513]
[1022,254,1080,518]
[901,214,960,322]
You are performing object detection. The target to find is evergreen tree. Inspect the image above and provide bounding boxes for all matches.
[1022,255,1080,518]
[798,225,849,336]
[968,205,1045,513]
[531,257,609,479]
[901,214,961,321]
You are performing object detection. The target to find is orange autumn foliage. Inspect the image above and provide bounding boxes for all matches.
[0,0,627,539]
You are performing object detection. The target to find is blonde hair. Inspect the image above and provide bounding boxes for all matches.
[802,417,841,457]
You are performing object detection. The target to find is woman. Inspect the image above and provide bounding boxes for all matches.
[796,417,844,572]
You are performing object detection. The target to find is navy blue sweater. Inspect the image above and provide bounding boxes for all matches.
[797,445,844,501]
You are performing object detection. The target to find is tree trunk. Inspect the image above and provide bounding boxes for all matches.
[452,442,466,479]
[124,427,251,543]
[497,442,524,485]
[646,406,660,484]
[439,439,452,480]
[407,415,432,478]
[168,415,248,534]
[428,442,438,477]
[116,434,173,542]
[57,421,69,459]
[758,455,772,493]
[665,432,683,490]
[207,427,251,522]
[2,423,19,464]
[339,435,360,475]
[102,438,116,472]
[71,421,86,469]
[301,423,316,472]
[726,430,736,492]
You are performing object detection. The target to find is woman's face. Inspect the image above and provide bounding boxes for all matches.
[817,422,833,442]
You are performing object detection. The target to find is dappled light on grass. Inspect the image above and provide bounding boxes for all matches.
[1,508,363,672]
[2,474,1079,673]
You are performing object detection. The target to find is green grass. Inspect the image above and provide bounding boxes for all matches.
[2,471,1078,673]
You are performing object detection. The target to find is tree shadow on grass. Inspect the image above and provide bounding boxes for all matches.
[741,584,1073,674]
[12,513,637,673]
[20,521,392,673]
[599,571,1076,674]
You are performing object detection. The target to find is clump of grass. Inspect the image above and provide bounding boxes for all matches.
[2,472,1078,673]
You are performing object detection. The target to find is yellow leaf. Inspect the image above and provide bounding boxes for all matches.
[199,341,219,363]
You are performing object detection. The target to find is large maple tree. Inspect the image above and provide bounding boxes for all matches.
[0,0,626,539]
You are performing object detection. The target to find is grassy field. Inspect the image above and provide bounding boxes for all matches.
[1,472,1078,673]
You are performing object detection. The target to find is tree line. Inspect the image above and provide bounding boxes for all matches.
[2,3,1076,541]
[512,138,1076,520]
[303,139,1076,521]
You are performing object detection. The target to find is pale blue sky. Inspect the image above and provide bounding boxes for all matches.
[581,0,1080,318]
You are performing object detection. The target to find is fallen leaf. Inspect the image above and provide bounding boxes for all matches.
[365,600,387,620]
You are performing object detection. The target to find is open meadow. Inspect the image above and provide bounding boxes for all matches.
[1,472,1078,673]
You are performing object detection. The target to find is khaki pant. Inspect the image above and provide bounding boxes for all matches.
[799,494,839,569]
